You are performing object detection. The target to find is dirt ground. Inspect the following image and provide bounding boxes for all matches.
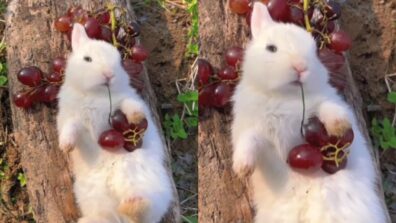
[340,0,396,220]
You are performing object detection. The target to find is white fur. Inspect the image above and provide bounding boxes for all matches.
[232,3,388,223]
[57,24,172,223]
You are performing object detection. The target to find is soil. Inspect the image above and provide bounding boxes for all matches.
[340,0,396,220]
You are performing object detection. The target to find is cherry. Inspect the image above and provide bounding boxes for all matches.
[268,0,290,22]
[111,110,130,132]
[99,129,125,150]
[288,144,323,170]
[225,47,244,67]
[198,59,213,86]
[54,16,72,33]
[213,83,233,107]
[229,0,250,14]
[131,44,149,63]
[303,117,329,147]
[328,30,352,53]
[218,66,238,80]
[13,92,33,108]
[17,66,42,87]
[83,18,101,39]
[52,57,66,73]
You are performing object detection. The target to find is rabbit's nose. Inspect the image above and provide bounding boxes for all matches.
[103,72,114,81]
[292,62,307,74]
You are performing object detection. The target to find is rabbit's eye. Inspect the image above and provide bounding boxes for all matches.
[266,44,277,53]
[84,56,92,62]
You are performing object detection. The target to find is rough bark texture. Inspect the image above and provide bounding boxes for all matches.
[198,1,390,223]
[5,1,179,222]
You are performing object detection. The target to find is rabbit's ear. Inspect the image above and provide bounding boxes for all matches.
[71,23,89,51]
[251,3,274,39]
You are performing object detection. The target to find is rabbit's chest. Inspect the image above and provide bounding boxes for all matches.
[79,98,122,130]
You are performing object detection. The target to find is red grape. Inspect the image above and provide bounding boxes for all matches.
[135,118,148,131]
[338,128,354,147]
[268,0,290,22]
[17,66,43,87]
[218,66,238,80]
[42,85,59,102]
[213,83,233,107]
[289,6,304,25]
[98,129,125,150]
[288,144,323,170]
[303,117,329,147]
[52,57,66,73]
[288,0,301,3]
[47,72,63,83]
[131,44,149,63]
[100,25,113,43]
[327,20,336,33]
[122,59,143,78]
[54,16,72,33]
[126,22,141,37]
[97,11,110,24]
[229,0,250,15]
[124,140,143,152]
[199,85,215,108]
[30,86,46,103]
[69,6,88,23]
[198,59,213,86]
[322,157,347,174]
[225,47,244,67]
[318,48,345,72]
[111,110,130,132]
[324,1,341,20]
[245,7,253,26]
[83,18,101,39]
[328,30,352,53]
[13,92,33,108]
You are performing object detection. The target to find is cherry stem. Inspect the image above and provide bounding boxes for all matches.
[106,84,112,126]
[299,83,306,138]
[303,0,312,32]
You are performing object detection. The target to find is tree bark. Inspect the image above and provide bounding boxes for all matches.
[198,1,390,223]
[5,1,180,222]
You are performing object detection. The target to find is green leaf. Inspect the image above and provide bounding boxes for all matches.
[380,137,390,150]
[177,91,198,103]
[17,172,27,187]
[387,92,396,104]
[389,136,396,148]
[0,76,7,86]
[382,118,394,140]
[182,215,198,223]
[185,116,198,127]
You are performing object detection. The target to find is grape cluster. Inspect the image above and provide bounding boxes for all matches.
[288,117,354,174]
[54,5,148,92]
[99,109,148,152]
[13,57,66,109]
[229,0,351,91]
[198,47,243,110]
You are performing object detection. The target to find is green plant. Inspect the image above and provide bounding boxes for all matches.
[163,90,198,140]
[17,172,27,187]
[370,91,396,150]
[182,214,198,223]
[184,0,198,57]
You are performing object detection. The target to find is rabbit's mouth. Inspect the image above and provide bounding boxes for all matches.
[291,80,302,86]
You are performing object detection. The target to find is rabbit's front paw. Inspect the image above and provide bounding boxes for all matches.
[127,111,146,124]
[59,126,77,153]
[319,101,351,137]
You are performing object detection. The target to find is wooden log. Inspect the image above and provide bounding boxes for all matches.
[5,1,180,222]
[198,1,390,222]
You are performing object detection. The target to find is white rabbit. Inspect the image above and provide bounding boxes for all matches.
[231,3,388,223]
[57,23,172,223]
